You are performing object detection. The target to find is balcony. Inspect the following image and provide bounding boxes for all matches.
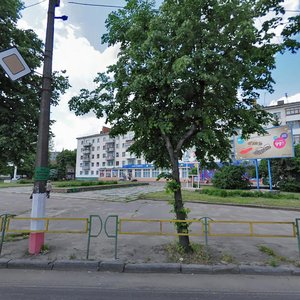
[82,144,91,154]
[82,155,90,162]
[106,154,115,160]
[82,164,90,170]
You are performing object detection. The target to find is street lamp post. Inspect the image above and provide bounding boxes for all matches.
[29,0,60,254]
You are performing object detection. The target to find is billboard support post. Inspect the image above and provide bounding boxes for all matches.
[267,159,273,191]
[254,159,260,190]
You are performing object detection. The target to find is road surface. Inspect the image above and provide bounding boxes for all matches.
[0,269,300,300]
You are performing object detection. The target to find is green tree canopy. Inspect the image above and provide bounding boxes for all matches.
[0,0,70,168]
[69,0,299,251]
[56,149,77,180]
[259,144,300,190]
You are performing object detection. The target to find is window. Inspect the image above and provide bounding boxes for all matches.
[80,171,83,175]
[92,147,95,151]
[84,170,89,175]
[91,170,94,175]
[137,160,141,164]
[116,161,119,166]
[103,145,106,150]
[97,146,100,150]
[135,169,141,177]
[152,169,160,178]
[294,134,300,145]
[272,112,281,119]
[81,141,83,145]
[116,152,119,157]
[96,162,99,167]
[122,143,125,148]
[122,161,126,166]
[92,139,94,143]
[116,144,119,148]
[97,138,100,143]
[96,170,99,175]
[80,156,83,159]
[92,155,94,159]
[102,162,106,166]
[108,161,114,166]
[103,137,106,141]
[182,169,188,178]
[122,152,125,157]
[103,153,106,158]
[286,107,300,116]
[80,163,82,167]
[287,120,300,129]
[97,154,100,158]
[143,169,150,178]
[91,162,94,167]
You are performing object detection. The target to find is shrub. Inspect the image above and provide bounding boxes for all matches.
[212,165,251,190]
[278,179,300,193]
[200,188,297,199]
[55,180,118,187]
[18,179,33,184]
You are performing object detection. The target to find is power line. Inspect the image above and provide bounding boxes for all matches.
[24,0,47,9]
[68,1,124,8]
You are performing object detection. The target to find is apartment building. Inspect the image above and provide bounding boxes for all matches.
[264,99,300,145]
[77,127,170,180]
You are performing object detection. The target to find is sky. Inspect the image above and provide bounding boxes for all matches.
[19,0,300,151]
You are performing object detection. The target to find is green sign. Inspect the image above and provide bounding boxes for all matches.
[34,167,50,181]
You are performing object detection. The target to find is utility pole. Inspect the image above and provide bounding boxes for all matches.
[29,0,60,254]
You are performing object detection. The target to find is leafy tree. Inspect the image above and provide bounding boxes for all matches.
[69,0,299,251]
[0,0,70,168]
[259,144,300,190]
[212,165,251,189]
[56,149,76,180]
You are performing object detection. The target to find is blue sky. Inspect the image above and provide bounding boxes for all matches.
[20,0,300,150]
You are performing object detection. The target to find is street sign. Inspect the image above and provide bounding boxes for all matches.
[0,47,31,81]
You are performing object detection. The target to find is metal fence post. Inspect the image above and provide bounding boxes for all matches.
[104,215,119,260]
[200,217,212,247]
[0,214,15,255]
[86,215,103,260]
[296,218,300,258]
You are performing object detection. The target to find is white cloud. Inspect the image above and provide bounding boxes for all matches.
[18,6,119,151]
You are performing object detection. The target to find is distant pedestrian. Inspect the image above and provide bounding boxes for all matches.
[46,180,52,198]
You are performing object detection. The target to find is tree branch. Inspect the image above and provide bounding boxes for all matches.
[175,124,197,153]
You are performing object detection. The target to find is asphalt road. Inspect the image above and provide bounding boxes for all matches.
[1,269,300,300]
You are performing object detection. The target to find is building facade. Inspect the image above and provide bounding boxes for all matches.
[264,99,300,145]
[76,127,188,181]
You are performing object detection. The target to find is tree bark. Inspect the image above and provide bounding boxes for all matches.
[162,132,192,252]
[172,161,192,252]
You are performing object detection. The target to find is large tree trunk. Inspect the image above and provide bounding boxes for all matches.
[172,159,192,252]
[162,131,196,253]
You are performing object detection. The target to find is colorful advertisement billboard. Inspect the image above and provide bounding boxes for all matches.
[234,125,294,160]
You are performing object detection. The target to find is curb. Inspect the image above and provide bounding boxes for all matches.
[0,259,299,276]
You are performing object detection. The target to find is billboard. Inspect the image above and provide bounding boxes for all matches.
[234,125,294,160]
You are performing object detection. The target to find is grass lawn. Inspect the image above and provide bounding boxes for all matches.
[139,189,300,210]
